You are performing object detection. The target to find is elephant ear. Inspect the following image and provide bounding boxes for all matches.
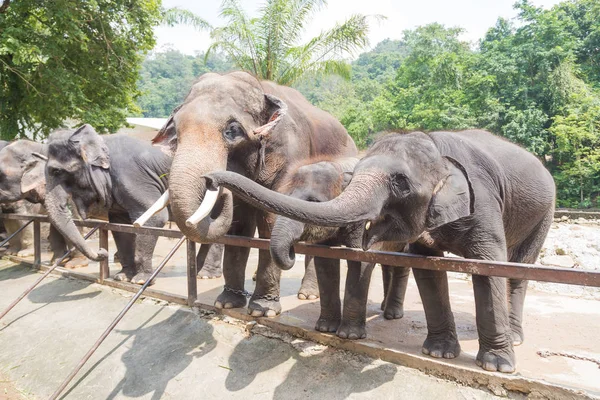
[69,124,110,169]
[21,154,47,203]
[152,105,181,156]
[425,156,474,231]
[253,94,288,137]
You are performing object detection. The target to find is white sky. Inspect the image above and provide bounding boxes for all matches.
[155,0,564,55]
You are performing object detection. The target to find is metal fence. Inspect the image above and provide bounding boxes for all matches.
[2,213,600,304]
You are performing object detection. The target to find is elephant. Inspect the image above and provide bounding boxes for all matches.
[152,71,357,316]
[268,156,410,338]
[0,139,88,265]
[38,124,223,284]
[203,129,556,373]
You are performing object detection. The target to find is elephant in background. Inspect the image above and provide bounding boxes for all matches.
[267,156,410,338]
[35,124,223,284]
[0,139,88,266]
[205,129,556,373]
[153,71,357,317]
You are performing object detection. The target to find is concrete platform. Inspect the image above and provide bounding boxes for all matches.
[3,231,600,399]
[0,261,506,400]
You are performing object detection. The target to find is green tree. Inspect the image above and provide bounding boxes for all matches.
[207,0,377,85]
[0,0,163,139]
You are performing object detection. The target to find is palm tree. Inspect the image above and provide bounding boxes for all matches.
[207,0,379,85]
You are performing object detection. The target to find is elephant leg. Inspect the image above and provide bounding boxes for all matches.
[382,265,410,320]
[109,213,136,282]
[197,243,224,279]
[215,203,257,310]
[130,209,168,285]
[298,255,319,300]
[337,261,376,340]
[314,256,341,333]
[507,210,553,346]
[248,211,282,317]
[410,243,460,360]
[465,231,515,373]
[4,218,33,257]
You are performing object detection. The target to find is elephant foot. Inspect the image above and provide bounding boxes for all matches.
[422,331,461,359]
[383,303,404,320]
[197,264,222,280]
[113,269,135,282]
[315,314,341,333]
[131,272,155,286]
[64,256,89,269]
[297,279,319,300]
[248,297,281,317]
[337,320,367,340]
[215,289,247,310]
[476,346,516,373]
[16,248,34,258]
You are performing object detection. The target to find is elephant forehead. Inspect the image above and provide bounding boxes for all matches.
[187,75,264,114]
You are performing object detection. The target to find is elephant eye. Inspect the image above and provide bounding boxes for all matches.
[390,173,410,196]
[48,166,64,176]
[223,121,246,142]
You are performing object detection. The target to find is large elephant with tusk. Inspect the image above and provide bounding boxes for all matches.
[38,124,223,284]
[204,130,556,373]
[152,71,357,316]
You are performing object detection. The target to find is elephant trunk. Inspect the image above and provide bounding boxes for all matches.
[44,183,106,261]
[168,140,234,243]
[205,171,387,227]
[270,217,305,270]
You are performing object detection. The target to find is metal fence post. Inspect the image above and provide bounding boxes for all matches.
[186,239,197,307]
[33,221,41,268]
[99,228,109,283]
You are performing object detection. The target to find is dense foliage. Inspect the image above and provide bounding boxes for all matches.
[0,0,162,139]
[296,0,600,208]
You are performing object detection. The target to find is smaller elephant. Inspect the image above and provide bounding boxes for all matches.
[0,140,88,267]
[224,156,411,339]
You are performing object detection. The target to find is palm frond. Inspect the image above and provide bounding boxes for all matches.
[162,7,211,30]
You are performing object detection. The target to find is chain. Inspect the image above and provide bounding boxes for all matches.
[222,286,280,302]
[223,285,252,298]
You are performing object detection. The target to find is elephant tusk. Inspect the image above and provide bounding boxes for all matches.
[133,190,170,228]
[186,187,220,228]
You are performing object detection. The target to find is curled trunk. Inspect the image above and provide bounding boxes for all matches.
[270,217,305,270]
[205,171,387,227]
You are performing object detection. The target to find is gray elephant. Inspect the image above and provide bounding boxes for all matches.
[0,139,87,265]
[37,124,223,284]
[204,129,556,373]
[269,156,410,338]
[152,71,357,316]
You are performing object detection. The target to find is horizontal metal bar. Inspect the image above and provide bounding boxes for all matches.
[2,214,599,288]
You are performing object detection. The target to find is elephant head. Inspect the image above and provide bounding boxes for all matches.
[44,124,110,261]
[0,140,48,204]
[270,158,357,270]
[205,132,474,250]
[152,71,287,243]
